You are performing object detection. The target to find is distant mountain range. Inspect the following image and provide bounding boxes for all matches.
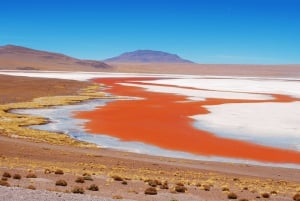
[0,45,111,71]
[105,50,194,63]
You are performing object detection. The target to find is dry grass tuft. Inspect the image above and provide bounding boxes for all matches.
[145,187,157,195]
[0,180,10,187]
[222,187,230,191]
[203,184,210,191]
[227,192,238,199]
[238,199,248,201]
[75,177,85,183]
[87,184,99,191]
[54,169,64,175]
[121,181,128,185]
[44,169,52,174]
[2,172,11,178]
[26,173,37,178]
[13,174,21,180]
[55,179,68,186]
[112,175,123,181]
[27,185,36,190]
[83,176,93,181]
[72,186,84,194]
[175,185,187,193]
[261,192,270,198]
[112,195,123,199]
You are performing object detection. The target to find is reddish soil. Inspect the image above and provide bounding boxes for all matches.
[77,77,300,164]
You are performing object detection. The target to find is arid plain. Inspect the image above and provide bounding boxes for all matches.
[0,60,300,201]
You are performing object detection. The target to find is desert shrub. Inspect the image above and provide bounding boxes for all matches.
[175,185,187,193]
[13,174,21,180]
[121,181,127,185]
[72,186,84,194]
[83,173,91,176]
[54,169,64,175]
[0,180,10,187]
[2,172,11,178]
[195,183,201,187]
[238,199,248,201]
[75,177,85,183]
[87,184,99,191]
[261,192,270,198]
[228,192,238,199]
[27,185,36,190]
[26,173,37,178]
[222,187,230,191]
[270,190,277,195]
[144,187,157,195]
[55,179,68,186]
[243,187,248,190]
[112,175,123,181]
[1,177,8,181]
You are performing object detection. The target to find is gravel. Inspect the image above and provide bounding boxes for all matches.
[0,186,135,201]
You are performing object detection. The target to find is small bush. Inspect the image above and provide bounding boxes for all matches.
[83,173,91,177]
[75,177,85,183]
[175,185,187,193]
[144,187,157,195]
[72,186,84,194]
[112,175,123,181]
[2,172,11,178]
[26,173,37,178]
[54,169,64,175]
[55,179,68,186]
[27,185,36,190]
[121,181,127,185]
[238,199,248,201]
[222,187,230,191]
[0,180,10,187]
[261,192,270,198]
[13,174,21,180]
[87,184,99,191]
[1,177,8,181]
[270,190,277,195]
[228,192,238,199]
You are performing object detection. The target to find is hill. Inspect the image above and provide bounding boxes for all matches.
[105,50,194,63]
[0,45,111,71]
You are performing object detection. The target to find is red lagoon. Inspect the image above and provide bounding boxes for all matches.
[76,78,300,164]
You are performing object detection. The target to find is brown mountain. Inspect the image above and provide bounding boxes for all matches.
[0,45,111,71]
[105,50,194,63]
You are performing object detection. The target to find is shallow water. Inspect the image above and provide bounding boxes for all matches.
[12,98,300,169]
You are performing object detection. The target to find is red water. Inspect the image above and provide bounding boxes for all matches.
[76,77,300,164]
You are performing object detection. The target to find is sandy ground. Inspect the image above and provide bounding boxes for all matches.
[0,74,300,201]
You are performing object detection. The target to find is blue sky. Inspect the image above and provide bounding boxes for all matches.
[1,0,299,64]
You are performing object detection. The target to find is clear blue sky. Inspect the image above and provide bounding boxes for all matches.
[1,0,299,64]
